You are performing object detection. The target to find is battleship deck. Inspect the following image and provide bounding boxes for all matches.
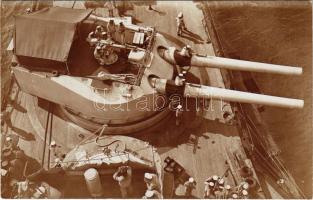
[2,1,272,198]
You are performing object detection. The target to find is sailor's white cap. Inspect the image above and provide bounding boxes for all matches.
[55,158,60,163]
[242,190,248,196]
[186,45,191,49]
[145,190,154,198]
[50,141,56,146]
[225,185,231,190]
[6,137,12,142]
[144,173,153,180]
[189,177,194,182]
[218,178,224,184]
[242,182,249,190]
[177,105,183,109]
[21,181,29,191]
[178,12,183,18]
[37,186,46,194]
[1,169,8,176]
[232,193,238,199]
[212,175,219,181]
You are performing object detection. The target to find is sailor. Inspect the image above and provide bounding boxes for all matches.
[175,104,183,126]
[144,173,160,192]
[5,134,19,150]
[105,0,115,17]
[184,177,196,197]
[5,136,13,148]
[16,180,32,198]
[102,32,108,40]
[95,25,104,40]
[50,141,66,162]
[1,168,8,176]
[204,181,215,198]
[218,178,225,189]
[50,141,60,158]
[222,184,231,198]
[25,8,31,14]
[176,12,186,36]
[94,44,105,65]
[54,158,62,168]
[241,189,249,199]
[232,193,239,199]
[239,181,249,191]
[142,189,162,199]
[32,186,46,198]
[118,22,126,45]
[113,166,133,198]
[86,31,98,46]
[179,45,193,58]
[206,175,219,183]
[1,110,12,129]
[107,19,116,40]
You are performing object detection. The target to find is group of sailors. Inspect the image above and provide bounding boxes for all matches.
[112,164,252,199]
[112,165,162,199]
[183,175,251,199]
[87,21,126,65]
[1,135,30,198]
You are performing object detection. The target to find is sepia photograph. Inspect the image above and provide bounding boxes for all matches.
[0,0,312,199]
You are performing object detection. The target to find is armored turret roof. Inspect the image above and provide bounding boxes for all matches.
[15,7,92,62]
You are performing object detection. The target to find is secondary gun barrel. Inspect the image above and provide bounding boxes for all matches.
[158,46,302,76]
[151,78,304,109]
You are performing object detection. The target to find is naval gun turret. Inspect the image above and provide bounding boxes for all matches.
[86,13,304,109]
[11,7,304,134]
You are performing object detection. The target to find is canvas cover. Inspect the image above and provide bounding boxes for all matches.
[15,7,92,62]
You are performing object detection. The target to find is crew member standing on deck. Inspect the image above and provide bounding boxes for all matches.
[118,22,126,45]
[94,44,105,65]
[105,0,115,17]
[113,166,133,198]
[144,173,160,192]
[50,141,65,161]
[1,110,12,131]
[184,177,196,197]
[95,25,105,40]
[175,104,183,126]
[107,20,116,40]
[176,12,186,36]
[204,181,215,199]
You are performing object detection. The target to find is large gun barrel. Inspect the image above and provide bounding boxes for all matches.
[191,55,302,75]
[158,46,302,75]
[151,78,304,109]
